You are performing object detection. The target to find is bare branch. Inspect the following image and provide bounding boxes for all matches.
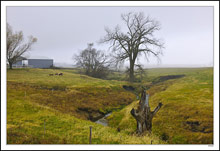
[152,102,163,117]
[100,12,164,82]
[6,23,37,69]
[73,43,111,79]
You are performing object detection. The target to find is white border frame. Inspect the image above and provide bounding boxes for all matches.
[1,1,219,150]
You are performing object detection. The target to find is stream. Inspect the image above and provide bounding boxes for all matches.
[95,112,112,126]
[95,78,185,126]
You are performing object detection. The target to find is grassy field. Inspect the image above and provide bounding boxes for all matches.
[6,67,213,144]
[107,67,213,144]
[7,68,136,121]
[7,87,162,144]
[7,68,163,144]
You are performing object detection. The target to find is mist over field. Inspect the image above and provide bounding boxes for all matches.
[7,6,213,67]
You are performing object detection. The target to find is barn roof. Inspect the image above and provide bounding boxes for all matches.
[28,56,53,60]
[16,56,27,61]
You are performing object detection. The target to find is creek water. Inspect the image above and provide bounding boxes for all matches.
[95,112,112,126]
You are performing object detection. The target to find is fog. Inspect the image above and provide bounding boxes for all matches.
[7,6,213,68]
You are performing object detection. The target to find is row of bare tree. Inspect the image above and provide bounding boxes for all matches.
[7,12,164,82]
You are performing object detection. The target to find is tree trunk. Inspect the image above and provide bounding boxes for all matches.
[129,60,134,82]
[9,62,13,69]
[130,88,163,135]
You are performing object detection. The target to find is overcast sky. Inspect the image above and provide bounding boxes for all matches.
[7,6,213,67]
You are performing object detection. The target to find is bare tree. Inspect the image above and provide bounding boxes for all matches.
[73,43,111,79]
[100,12,164,82]
[7,23,37,69]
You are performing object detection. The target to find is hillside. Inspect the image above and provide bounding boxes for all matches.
[7,67,213,144]
[107,68,213,144]
[7,68,163,144]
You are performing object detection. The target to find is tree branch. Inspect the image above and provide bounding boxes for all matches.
[152,102,163,117]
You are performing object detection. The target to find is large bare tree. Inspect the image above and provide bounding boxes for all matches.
[100,12,164,82]
[7,23,37,69]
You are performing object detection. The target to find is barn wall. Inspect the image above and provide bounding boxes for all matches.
[28,59,53,68]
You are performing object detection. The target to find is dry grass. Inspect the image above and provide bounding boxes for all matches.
[7,68,163,144]
[108,68,213,144]
[7,84,162,144]
[7,67,213,144]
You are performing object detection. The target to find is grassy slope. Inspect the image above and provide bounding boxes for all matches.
[7,68,163,144]
[7,68,136,120]
[7,68,126,88]
[7,90,164,144]
[108,68,213,144]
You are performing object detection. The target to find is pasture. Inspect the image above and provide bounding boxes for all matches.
[6,67,213,144]
[108,67,213,144]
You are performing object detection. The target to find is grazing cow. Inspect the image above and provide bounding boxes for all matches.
[59,73,63,76]
[49,74,54,76]
[55,73,59,75]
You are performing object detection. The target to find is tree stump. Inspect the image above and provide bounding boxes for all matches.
[130,88,163,135]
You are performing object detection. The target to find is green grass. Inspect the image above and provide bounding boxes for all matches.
[7,68,163,144]
[7,68,137,120]
[7,68,128,88]
[7,91,165,144]
[107,67,213,144]
[7,67,213,144]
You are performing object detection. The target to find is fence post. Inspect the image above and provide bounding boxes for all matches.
[89,126,92,144]
[25,91,26,98]
[151,140,153,144]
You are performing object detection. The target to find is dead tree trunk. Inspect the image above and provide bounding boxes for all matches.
[130,88,163,134]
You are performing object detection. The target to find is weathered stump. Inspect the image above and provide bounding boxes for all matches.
[130,88,163,135]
